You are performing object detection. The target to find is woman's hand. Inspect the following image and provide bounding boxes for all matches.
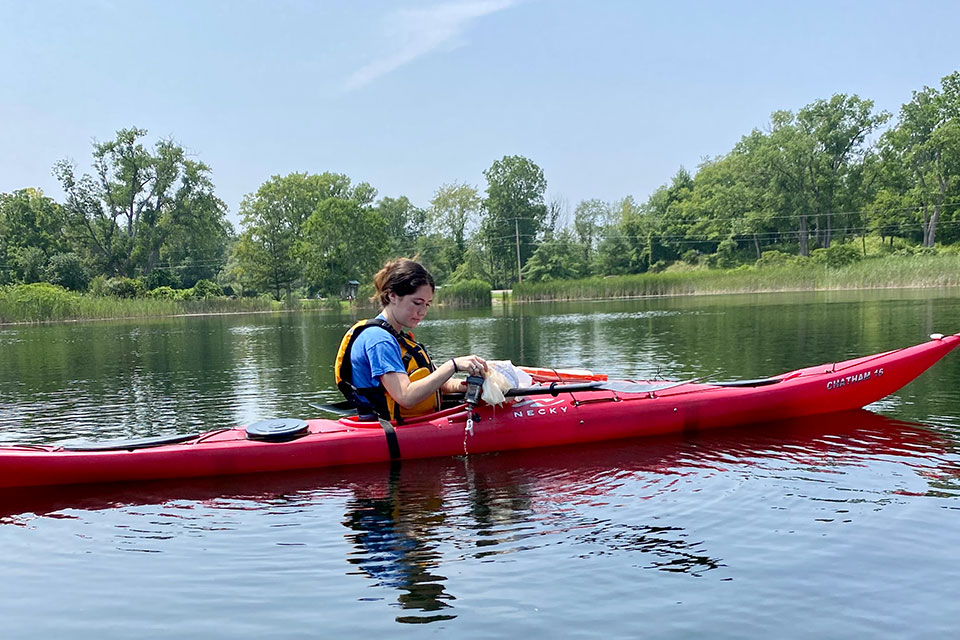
[452,355,487,377]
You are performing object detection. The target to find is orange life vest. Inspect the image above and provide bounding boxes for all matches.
[334,318,440,422]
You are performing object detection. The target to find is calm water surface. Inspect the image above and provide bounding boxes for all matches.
[1,290,959,637]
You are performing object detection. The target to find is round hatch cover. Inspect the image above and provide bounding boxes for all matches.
[246,418,309,442]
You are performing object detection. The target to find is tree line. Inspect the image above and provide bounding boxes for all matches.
[2,71,959,297]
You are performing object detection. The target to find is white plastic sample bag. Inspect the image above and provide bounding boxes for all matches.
[481,361,532,406]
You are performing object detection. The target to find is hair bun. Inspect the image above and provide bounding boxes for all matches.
[372,259,435,306]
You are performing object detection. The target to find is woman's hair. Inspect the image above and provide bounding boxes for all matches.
[372,259,435,307]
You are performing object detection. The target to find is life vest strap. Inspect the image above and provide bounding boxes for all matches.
[379,418,402,459]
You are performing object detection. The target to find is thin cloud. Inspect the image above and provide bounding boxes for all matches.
[345,0,517,91]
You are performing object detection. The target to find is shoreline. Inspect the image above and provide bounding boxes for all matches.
[4,281,958,327]
[507,282,960,305]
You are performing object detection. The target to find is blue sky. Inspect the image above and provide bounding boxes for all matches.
[2,0,959,227]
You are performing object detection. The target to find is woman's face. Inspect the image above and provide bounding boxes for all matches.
[388,284,433,328]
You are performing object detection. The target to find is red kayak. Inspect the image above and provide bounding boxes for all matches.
[0,410,944,520]
[1,333,957,488]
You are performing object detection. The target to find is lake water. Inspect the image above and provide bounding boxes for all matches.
[1,290,959,637]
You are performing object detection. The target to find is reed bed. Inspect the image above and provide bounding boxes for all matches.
[512,255,960,302]
[0,283,276,324]
[5,255,955,322]
[435,279,492,307]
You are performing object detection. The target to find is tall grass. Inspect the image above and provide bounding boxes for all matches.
[436,279,492,307]
[512,254,960,302]
[7,255,952,322]
[0,283,276,324]
[299,298,353,313]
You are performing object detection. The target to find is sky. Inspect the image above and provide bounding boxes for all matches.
[2,0,959,227]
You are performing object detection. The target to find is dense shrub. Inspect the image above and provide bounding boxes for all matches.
[191,279,223,298]
[88,274,109,297]
[715,238,740,269]
[756,250,792,268]
[649,260,669,273]
[44,252,90,291]
[811,243,863,268]
[146,286,178,300]
[0,282,81,322]
[104,277,144,298]
[357,283,375,302]
[144,268,180,291]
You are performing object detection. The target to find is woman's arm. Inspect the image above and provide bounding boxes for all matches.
[441,377,465,394]
[381,355,486,408]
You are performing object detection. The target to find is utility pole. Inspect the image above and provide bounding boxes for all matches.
[514,217,522,283]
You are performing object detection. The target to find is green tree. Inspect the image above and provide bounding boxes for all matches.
[414,232,459,284]
[0,188,68,283]
[235,172,366,299]
[881,71,960,247]
[675,150,774,261]
[447,245,491,284]
[375,195,426,257]
[744,121,817,256]
[0,189,63,284]
[235,202,301,300]
[866,132,921,248]
[144,267,181,291]
[300,195,388,296]
[427,182,481,280]
[595,196,649,275]
[11,246,47,283]
[645,168,694,262]
[572,199,609,270]
[0,188,65,255]
[430,182,480,255]
[758,96,888,255]
[481,155,548,286]
[520,229,588,282]
[227,234,270,297]
[797,94,889,248]
[53,127,229,278]
[153,165,234,288]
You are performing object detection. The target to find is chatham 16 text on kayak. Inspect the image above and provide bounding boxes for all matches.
[826,368,883,391]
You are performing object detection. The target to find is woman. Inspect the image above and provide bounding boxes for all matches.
[335,259,487,422]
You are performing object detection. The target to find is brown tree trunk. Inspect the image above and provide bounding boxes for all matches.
[799,215,809,256]
[925,205,939,247]
[823,209,832,249]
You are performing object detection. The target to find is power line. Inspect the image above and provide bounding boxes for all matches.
[475,219,960,246]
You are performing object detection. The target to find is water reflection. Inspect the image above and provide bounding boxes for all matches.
[343,467,457,623]
[2,410,956,624]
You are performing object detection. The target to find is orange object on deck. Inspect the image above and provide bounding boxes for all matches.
[519,367,609,382]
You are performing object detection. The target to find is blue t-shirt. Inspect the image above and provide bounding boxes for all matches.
[350,316,406,388]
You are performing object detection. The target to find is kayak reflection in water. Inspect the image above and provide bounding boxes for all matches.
[335,259,486,422]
